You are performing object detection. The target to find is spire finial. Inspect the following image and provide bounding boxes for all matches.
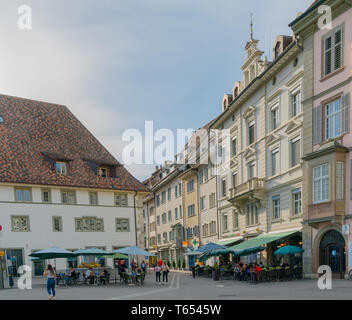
[250,13,253,40]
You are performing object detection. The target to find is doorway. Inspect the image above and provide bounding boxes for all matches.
[319,230,346,278]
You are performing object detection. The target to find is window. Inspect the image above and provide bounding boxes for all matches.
[187,204,195,217]
[169,230,174,241]
[291,137,301,167]
[162,213,167,224]
[115,218,130,232]
[248,161,255,179]
[233,210,239,229]
[204,167,209,181]
[56,162,67,175]
[156,195,160,207]
[292,91,301,117]
[199,170,203,184]
[292,189,302,216]
[271,106,280,130]
[158,234,161,244]
[178,183,182,195]
[115,193,128,206]
[168,210,172,222]
[209,193,216,208]
[272,196,281,220]
[163,232,168,243]
[313,163,329,203]
[11,216,30,232]
[193,226,199,237]
[98,167,108,178]
[202,224,209,237]
[89,192,98,205]
[175,186,178,198]
[61,190,76,204]
[179,205,183,218]
[175,207,178,220]
[75,217,104,232]
[52,216,63,232]
[42,189,51,203]
[209,221,217,235]
[161,191,166,204]
[232,138,237,157]
[222,213,228,232]
[187,228,193,239]
[200,196,206,211]
[271,148,279,176]
[232,172,238,187]
[246,203,258,226]
[15,188,31,202]
[325,97,343,139]
[221,178,227,197]
[336,161,344,200]
[248,122,255,145]
[187,179,194,193]
[157,216,160,226]
[167,188,171,201]
[323,27,343,76]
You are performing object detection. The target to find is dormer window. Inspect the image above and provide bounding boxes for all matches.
[0,116,4,123]
[56,162,67,175]
[98,167,108,178]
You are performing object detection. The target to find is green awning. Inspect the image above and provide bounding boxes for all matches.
[215,237,242,246]
[227,230,299,252]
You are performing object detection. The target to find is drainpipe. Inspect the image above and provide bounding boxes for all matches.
[133,191,138,246]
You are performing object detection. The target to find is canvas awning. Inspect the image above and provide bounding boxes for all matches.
[215,237,242,246]
[226,230,299,252]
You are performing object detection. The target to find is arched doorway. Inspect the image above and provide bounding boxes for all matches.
[319,230,346,278]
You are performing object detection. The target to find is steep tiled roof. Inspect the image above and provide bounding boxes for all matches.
[0,94,149,192]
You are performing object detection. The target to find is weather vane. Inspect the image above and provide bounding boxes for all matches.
[250,13,253,40]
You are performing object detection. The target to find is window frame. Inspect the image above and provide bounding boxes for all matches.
[61,190,76,205]
[52,216,63,232]
[115,218,130,232]
[313,163,330,204]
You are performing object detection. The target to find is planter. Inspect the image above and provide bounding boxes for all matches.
[212,269,220,281]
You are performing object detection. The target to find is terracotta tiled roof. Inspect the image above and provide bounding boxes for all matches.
[0,94,149,192]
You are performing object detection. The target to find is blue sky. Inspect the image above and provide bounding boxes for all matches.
[0,0,313,180]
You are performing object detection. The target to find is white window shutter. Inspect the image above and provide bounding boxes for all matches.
[343,93,350,134]
[313,105,322,145]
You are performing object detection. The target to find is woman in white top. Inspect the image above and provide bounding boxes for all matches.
[43,264,57,300]
[161,263,170,283]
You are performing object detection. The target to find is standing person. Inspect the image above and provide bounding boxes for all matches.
[161,262,169,282]
[141,260,146,273]
[154,264,161,283]
[191,265,196,279]
[43,264,57,300]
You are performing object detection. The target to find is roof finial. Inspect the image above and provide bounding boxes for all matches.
[250,13,253,40]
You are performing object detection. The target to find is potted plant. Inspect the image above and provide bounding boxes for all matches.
[182,260,186,270]
[172,260,176,269]
[167,260,171,268]
[212,263,220,281]
[177,259,181,270]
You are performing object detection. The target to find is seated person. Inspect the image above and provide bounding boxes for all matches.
[281,261,290,268]
[85,268,95,285]
[99,266,108,284]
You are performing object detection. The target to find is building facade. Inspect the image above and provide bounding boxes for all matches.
[0,94,148,276]
[211,28,304,265]
[291,0,352,278]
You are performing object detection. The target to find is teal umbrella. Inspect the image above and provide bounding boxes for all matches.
[99,253,128,259]
[74,248,113,256]
[114,246,155,256]
[29,247,75,259]
[274,245,304,255]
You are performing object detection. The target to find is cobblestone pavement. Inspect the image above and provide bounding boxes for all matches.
[0,272,351,300]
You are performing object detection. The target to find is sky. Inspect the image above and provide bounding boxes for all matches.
[0,0,313,181]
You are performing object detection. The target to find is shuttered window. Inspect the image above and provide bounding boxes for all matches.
[291,136,301,167]
[323,26,343,76]
[336,162,344,200]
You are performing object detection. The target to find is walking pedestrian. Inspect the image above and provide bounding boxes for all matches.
[161,262,169,282]
[43,264,57,300]
[155,264,161,283]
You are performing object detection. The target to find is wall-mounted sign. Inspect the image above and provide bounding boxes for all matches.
[0,225,2,231]
[0,251,5,257]
[342,225,350,235]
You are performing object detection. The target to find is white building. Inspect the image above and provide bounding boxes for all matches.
[0,94,148,276]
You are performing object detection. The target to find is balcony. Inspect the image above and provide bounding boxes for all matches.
[307,201,345,228]
[228,178,266,214]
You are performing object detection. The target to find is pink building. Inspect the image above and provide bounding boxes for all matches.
[291,0,352,278]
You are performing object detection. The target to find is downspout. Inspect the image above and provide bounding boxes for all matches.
[133,191,138,246]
